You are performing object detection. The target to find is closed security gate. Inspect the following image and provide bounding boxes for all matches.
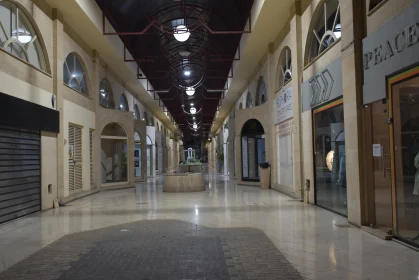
[69,125,82,192]
[0,126,41,224]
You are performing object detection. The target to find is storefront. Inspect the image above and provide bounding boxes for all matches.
[274,87,294,192]
[362,0,419,245]
[302,58,347,217]
[0,93,59,224]
[100,123,128,184]
[241,119,265,182]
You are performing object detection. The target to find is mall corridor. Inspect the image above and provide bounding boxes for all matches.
[1,0,419,279]
[0,173,418,280]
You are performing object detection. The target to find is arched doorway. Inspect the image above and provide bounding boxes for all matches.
[101,123,128,184]
[241,119,265,182]
[134,131,142,178]
[146,135,153,176]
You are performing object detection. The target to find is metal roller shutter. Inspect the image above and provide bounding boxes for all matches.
[0,126,41,224]
[69,125,82,192]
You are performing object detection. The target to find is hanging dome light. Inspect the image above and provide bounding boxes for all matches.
[174,25,190,42]
[334,24,342,39]
[193,124,198,129]
[12,28,32,44]
[190,107,197,114]
[186,87,195,96]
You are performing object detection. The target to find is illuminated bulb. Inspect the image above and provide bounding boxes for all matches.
[184,70,191,76]
[12,28,32,44]
[190,107,197,114]
[334,24,341,39]
[186,87,195,96]
[193,124,197,129]
[173,25,190,42]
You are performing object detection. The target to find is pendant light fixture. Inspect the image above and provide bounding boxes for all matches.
[186,87,195,96]
[174,25,190,42]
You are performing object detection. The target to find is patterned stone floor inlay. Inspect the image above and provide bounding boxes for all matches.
[0,220,302,280]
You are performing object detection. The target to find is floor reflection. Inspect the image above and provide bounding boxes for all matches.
[0,173,418,279]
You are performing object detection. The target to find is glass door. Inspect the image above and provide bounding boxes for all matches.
[389,66,419,245]
[147,145,151,176]
[134,143,142,178]
[313,100,347,217]
[368,100,392,232]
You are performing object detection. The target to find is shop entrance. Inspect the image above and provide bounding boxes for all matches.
[313,100,347,217]
[389,67,419,245]
[241,119,265,182]
[366,66,419,246]
[146,135,152,177]
[134,132,142,179]
[0,126,41,224]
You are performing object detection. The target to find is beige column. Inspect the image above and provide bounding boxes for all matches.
[91,51,100,189]
[290,3,304,200]
[340,0,365,226]
[53,9,65,200]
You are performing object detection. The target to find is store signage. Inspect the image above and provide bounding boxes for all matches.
[364,23,419,70]
[309,70,334,107]
[301,58,342,112]
[363,0,419,104]
[274,87,293,125]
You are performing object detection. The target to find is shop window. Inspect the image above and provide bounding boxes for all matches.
[101,123,128,184]
[134,131,142,178]
[246,92,253,108]
[99,79,115,109]
[63,53,89,96]
[241,119,265,182]
[255,77,267,106]
[133,104,140,120]
[89,129,94,185]
[119,93,128,111]
[0,1,49,72]
[146,135,152,176]
[388,68,419,246]
[155,142,159,171]
[313,101,347,216]
[277,47,292,90]
[306,0,341,64]
[369,0,385,11]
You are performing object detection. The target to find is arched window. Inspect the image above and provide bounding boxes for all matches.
[133,104,140,120]
[255,77,267,106]
[64,53,89,96]
[99,79,115,109]
[306,0,341,64]
[0,1,49,72]
[277,47,292,90]
[143,112,149,124]
[246,92,253,108]
[369,0,385,11]
[119,94,128,111]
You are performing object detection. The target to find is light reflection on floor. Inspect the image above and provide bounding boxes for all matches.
[0,172,418,279]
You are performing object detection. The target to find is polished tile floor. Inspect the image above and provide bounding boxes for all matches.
[0,173,418,279]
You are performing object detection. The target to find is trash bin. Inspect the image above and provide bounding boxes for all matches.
[259,163,270,189]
